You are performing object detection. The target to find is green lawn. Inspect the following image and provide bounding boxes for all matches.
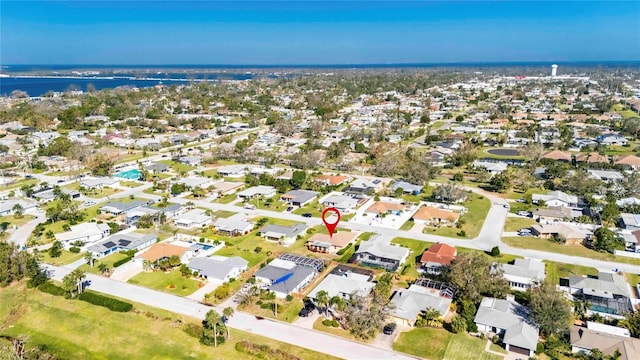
[544,260,598,285]
[119,180,143,188]
[247,196,287,212]
[243,298,304,323]
[1,177,39,190]
[78,252,130,275]
[312,317,364,342]
[0,282,336,360]
[443,334,503,360]
[37,249,84,266]
[216,193,238,204]
[213,210,236,218]
[116,151,144,164]
[424,194,491,239]
[611,103,640,119]
[503,236,640,266]
[292,200,325,217]
[128,269,202,296]
[0,214,34,228]
[503,217,536,232]
[393,327,452,359]
[159,160,195,173]
[399,219,415,231]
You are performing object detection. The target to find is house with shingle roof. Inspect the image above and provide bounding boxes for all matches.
[352,235,409,271]
[413,206,460,226]
[567,272,633,317]
[280,189,319,207]
[542,150,572,162]
[306,231,358,254]
[188,255,248,282]
[420,244,457,275]
[571,322,640,360]
[614,155,640,170]
[499,258,545,291]
[259,223,308,246]
[389,284,453,327]
[474,297,539,357]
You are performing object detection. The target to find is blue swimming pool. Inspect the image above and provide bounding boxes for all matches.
[201,244,213,250]
[114,169,142,180]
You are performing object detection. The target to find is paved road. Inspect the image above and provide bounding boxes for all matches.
[7,212,46,249]
[45,265,416,360]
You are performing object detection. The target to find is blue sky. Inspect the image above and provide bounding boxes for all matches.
[2,1,639,64]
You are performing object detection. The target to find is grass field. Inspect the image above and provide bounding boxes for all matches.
[37,249,84,266]
[216,193,238,204]
[425,194,491,238]
[213,210,236,218]
[128,269,202,297]
[0,282,337,360]
[1,178,39,190]
[159,160,195,173]
[544,260,598,285]
[442,334,503,360]
[611,103,640,119]
[242,298,304,323]
[503,217,536,232]
[119,180,143,188]
[503,236,640,266]
[312,317,365,342]
[394,327,502,360]
[0,214,34,228]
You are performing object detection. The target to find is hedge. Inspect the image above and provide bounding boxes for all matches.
[113,255,133,268]
[38,282,65,296]
[235,340,301,360]
[78,291,133,312]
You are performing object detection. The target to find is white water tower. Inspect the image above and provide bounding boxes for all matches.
[551,64,558,77]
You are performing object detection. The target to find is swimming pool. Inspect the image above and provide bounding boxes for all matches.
[114,169,142,180]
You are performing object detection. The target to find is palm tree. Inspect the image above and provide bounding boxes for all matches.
[223,307,234,339]
[71,269,87,296]
[316,290,329,318]
[329,295,346,313]
[203,310,222,347]
[84,252,96,267]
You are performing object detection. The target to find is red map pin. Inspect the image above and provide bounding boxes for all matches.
[322,207,341,238]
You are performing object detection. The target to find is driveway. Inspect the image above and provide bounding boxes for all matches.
[109,261,143,282]
[8,213,45,249]
[292,311,320,329]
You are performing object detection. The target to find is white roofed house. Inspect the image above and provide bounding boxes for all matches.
[307,270,375,304]
[322,194,359,213]
[0,199,38,216]
[125,203,183,226]
[259,223,308,247]
[188,255,248,282]
[472,160,508,175]
[216,165,247,178]
[54,222,111,248]
[177,176,215,190]
[389,282,453,327]
[81,177,120,190]
[352,235,409,271]
[237,185,277,200]
[532,191,579,208]
[620,213,640,231]
[474,297,539,357]
[173,209,212,229]
[499,258,545,291]
[213,213,253,236]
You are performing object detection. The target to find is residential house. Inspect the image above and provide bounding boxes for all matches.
[216,165,247,178]
[211,181,244,196]
[81,177,120,190]
[614,155,640,170]
[188,255,248,282]
[306,231,358,254]
[254,254,322,298]
[322,194,359,213]
[260,223,308,246]
[474,297,539,357]
[587,169,624,183]
[237,185,277,200]
[0,199,37,216]
[412,206,460,227]
[390,180,422,195]
[174,209,212,229]
[139,242,199,264]
[531,223,590,244]
[177,156,202,167]
[571,322,640,360]
[616,197,640,207]
[420,243,457,275]
[566,272,633,317]
[344,178,384,195]
[597,134,628,146]
[620,213,640,231]
[352,235,410,271]
[146,162,169,173]
[213,213,253,236]
[177,176,214,190]
[100,200,148,216]
[575,152,610,165]
[532,191,579,208]
[472,160,508,175]
[365,201,405,217]
[532,206,579,224]
[280,189,319,207]
[88,232,157,258]
[542,150,572,163]
[54,222,111,247]
[125,203,182,225]
[389,284,453,327]
[316,175,350,187]
[308,271,375,303]
[500,258,545,291]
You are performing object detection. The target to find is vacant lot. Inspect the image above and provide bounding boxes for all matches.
[128,268,202,297]
[544,260,598,285]
[0,282,335,360]
[394,328,500,360]
[503,217,536,232]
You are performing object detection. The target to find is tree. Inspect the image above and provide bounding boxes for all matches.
[592,227,622,253]
[48,241,63,258]
[136,214,154,229]
[179,264,191,278]
[433,183,467,204]
[601,202,620,224]
[201,310,225,347]
[62,269,86,298]
[423,307,442,327]
[316,290,330,318]
[84,252,96,267]
[222,307,234,339]
[170,183,186,195]
[620,310,640,338]
[450,315,467,333]
[98,263,109,275]
[442,252,509,303]
[12,203,24,219]
[528,280,572,337]
[290,170,307,189]
[489,172,511,193]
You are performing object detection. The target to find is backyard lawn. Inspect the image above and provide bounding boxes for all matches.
[503,217,536,232]
[128,269,202,296]
[503,236,640,266]
[0,282,336,360]
[544,260,598,285]
[394,328,502,360]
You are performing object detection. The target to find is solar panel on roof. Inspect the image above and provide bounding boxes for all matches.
[118,240,132,247]
[372,179,381,184]
[103,241,117,248]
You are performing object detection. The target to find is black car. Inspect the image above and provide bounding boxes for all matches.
[298,302,315,317]
[302,213,312,218]
[383,323,397,335]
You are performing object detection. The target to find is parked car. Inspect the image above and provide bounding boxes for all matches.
[503,204,510,209]
[302,213,312,218]
[383,323,397,335]
[516,211,531,217]
[518,228,532,236]
[286,206,294,212]
[244,204,256,210]
[298,302,315,317]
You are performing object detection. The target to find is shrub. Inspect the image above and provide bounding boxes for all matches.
[456,230,467,237]
[69,246,80,253]
[535,343,544,355]
[235,340,301,360]
[322,319,332,327]
[183,323,203,339]
[490,246,500,257]
[450,315,467,333]
[78,291,133,312]
[38,282,65,296]
[285,295,293,302]
[113,255,133,268]
[331,320,340,327]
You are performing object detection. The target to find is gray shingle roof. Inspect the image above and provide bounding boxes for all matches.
[355,236,409,262]
[474,297,539,351]
[261,223,307,238]
[188,256,248,281]
[390,285,452,322]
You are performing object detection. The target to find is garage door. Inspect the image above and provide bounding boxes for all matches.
[510,345,530,356]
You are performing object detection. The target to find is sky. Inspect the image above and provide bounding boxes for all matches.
[2,1,640,65]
